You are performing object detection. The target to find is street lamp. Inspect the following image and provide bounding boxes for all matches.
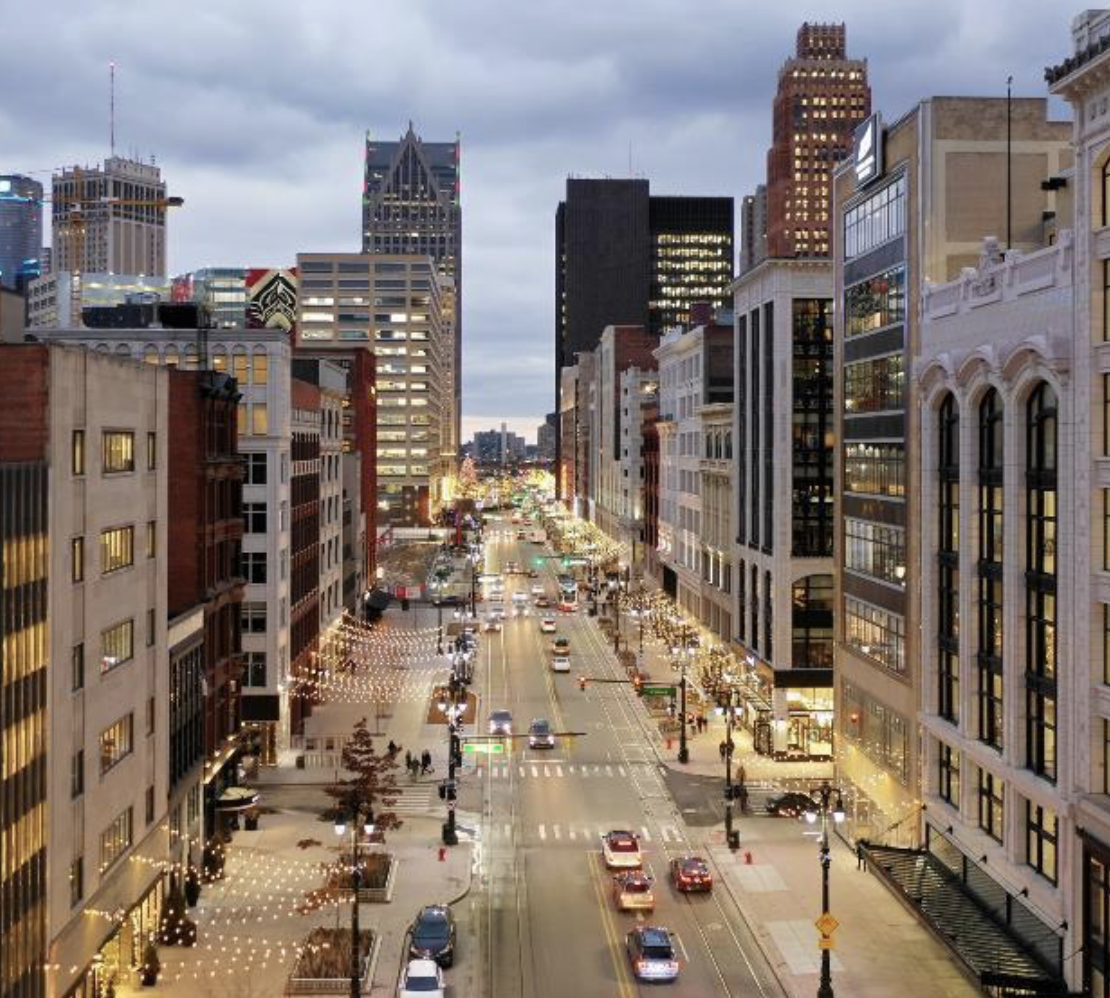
[334,801,375,998]
[716,688,741,850]
[805,781,846,998]
[670,625,696,764]
[437,666,465,846]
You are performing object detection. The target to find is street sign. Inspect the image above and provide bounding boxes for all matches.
[818,937,835,950]
[642,685,677,697]
[815,913,839,936]
[463,742,506,755]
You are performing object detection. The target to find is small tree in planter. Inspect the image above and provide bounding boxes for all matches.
[184,863,201,907]
[202,833,228,882]
[140,939,161,986]
[159,882,197,947]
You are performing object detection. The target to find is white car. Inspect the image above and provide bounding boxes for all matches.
[398,958,445,998]
[530,584,546,598]
[602,830,643,869]
[551,653,571,673]
[539,617,557,634]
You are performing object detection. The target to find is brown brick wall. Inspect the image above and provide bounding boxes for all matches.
[0,345,48,462]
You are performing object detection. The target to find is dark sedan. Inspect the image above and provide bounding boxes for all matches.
[765,791,817,818]
[669,855,713,893]
[409,905,456,967]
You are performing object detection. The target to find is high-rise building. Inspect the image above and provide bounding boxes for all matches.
[831,98,1069,867]
[537,412,557,463]
[555,179,733,485]
[765,23,871,258]
[295,252,450,526]
[27,271,170,328]
[52,157,169,276]
[0,174,43,290]
[739,185,767,274]
[362,126,461,461]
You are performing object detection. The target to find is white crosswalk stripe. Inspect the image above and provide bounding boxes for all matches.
[482,822,688,844]
[485,762,636,780]
[390,786,437,813]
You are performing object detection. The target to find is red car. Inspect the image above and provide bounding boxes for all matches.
[669,855,713,893]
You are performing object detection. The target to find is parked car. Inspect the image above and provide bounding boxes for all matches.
[669,855,713,893]
[601,830,643,869]
[409,905,456,968]
[626,926,680,982]
[765,791,817,818]
[612,871,655,912]
[398,958,445,998]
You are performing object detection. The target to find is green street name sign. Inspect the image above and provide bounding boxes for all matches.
[642,685,677,697]
[463,742,506,755]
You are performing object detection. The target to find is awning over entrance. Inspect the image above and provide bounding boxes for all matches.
[364,589,392,611]
[214,786,260,812]
[864,842,1069,995]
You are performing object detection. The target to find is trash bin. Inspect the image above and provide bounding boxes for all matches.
[295,755,305,770]
[401,598,410,611]
[727,830,741,851]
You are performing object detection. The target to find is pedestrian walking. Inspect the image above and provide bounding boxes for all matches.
[737,764,747,787]
[387,739,398,757]
[719,740,728,762]
[421,749,432,775]
[857,839,868,871]
[404,749,413,772]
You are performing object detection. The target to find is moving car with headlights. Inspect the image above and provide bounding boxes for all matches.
[765,791,817,818]
[535,595,551,609]
[612,871,655,912]
[531,583,545,598]
[539,617,557,634]
[488,710,513,736]
[669,855,713,893]
[552,636,570,655]
[626,926,680,982]
[512,591,529,616]
[601,830,643,869]
[484,616,501,633]
[527,718,555,749]
[408,905,456,968]
[551,653,571,673]
[398,958,445,998]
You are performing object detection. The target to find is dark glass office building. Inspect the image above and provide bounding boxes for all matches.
[0,175,43,292]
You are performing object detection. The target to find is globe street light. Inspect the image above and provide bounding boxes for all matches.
[334,801,375,998]
[806,781,846,998]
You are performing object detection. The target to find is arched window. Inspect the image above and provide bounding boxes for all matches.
[114,343,132,357]
[1026,382,1057,781]
[182,344,199,370]
[143,345,160,366]
[232,348,248,385]
[211,347,227,373]
[164,345,179,368]
[977,389,1004,748]
[1102,158,1110,228]
[937,394,959,724]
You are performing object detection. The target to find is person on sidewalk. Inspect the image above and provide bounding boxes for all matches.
[857,839,869,871]
[405,749,413,773]
[719,740,728,762]
[421,749,432,775]
[387,739,399,757]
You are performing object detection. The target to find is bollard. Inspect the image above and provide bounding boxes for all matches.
[665,737,673,750]
[438,846,447,862]
[744,850,753,865]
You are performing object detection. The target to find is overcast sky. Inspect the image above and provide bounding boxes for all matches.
[1,0,1075,443]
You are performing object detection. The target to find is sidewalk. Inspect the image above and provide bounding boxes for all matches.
[706,827,978,998]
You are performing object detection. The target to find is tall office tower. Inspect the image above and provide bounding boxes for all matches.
[739,184,768,273]
[765,23,870,258]
[52,157,169,276]
[0,174,43,290]
[555,179,733,485]
[362,126,461,459]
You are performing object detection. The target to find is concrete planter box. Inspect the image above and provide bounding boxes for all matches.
[286,930,380,995]
[330,853,397,904]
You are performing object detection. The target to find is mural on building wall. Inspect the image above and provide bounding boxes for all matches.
[246,268,297,329]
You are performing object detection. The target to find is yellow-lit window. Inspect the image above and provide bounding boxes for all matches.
[72,536,85,583]
[252,352,268,385]
[102,431,135,473]
[100,525,134,574]
[252,403,268,436]
[99,713,134,774]
[72,429,85,476]
[237,404,247,436]
[233,352,249,384]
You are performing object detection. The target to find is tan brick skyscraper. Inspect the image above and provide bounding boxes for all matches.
[765,23,871,258]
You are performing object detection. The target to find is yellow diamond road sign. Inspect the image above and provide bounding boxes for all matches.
[815,913,839,936]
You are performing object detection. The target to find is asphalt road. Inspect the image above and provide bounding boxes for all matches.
[462,519,785,998]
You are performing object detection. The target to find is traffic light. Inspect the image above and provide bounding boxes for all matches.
[632,674,643,696]
[578,675,587,692]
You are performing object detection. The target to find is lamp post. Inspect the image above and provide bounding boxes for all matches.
[717,685,739,849]
[437,664,465,846]
[670,625,695,764]
[806,781,846,998]
[334,802,375,998]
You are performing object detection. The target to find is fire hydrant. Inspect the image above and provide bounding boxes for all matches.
[744,850,753,865]
[438,846,447,862]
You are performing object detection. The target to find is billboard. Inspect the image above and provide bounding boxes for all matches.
[246,268,297,330]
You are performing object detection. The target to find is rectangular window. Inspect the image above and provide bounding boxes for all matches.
[243,651,267,686]
[99,806,133,873]
[102,430,135,473]
[243,503,267,533]
[71,750,84,798]
[1104,373,1110,454]
[1105,489,1110,571]
[241,602,267,633]
[844,354,905,414]
[146,521,156,559]
[843,442,905,498]
[72,429,86,475]
[1104,718,1110,795]
[252,403,268,436]
[99,713,134,774]
[843,174,906,260]
[146,695,156,735]
[978,769,1005,843]
[72,536,84,582]
[245,452,267,485]
[147,431,157,470]
[146,785,156,825]
[100,525,134,574]
[100,619,134,673]
[241,551,267,584]
[70,856,83,907]
[938,743,960,808]
[845,597,905,673]
[1104,260,1110,342]
[1026,802,1058,884]
[845,267,906,337]
[844,518,906,586]
[72,643,84,691]
[252,353,268,386]
[237,403,247,436]
[147,607,156,647]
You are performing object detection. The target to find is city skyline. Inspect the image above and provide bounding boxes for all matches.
[0,0,1068,427]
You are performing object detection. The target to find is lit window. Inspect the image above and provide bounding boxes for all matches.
[102,430,135,473]
[100,525,134,574]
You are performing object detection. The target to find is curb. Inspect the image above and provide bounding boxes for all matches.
[446,841,475,906]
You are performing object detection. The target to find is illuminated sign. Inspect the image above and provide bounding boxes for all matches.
[246,268,297,330]
[854,114,882,187]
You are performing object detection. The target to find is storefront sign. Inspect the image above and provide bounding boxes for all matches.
[854,113,882,187]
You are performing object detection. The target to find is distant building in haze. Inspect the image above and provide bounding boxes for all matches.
[0,174,43,290]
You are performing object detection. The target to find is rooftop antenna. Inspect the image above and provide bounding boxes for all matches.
[628,141,632,177]
[109,62,116,158]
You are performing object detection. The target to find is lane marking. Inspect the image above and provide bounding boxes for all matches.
[556,765,564,777]
[538,824,546,841]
